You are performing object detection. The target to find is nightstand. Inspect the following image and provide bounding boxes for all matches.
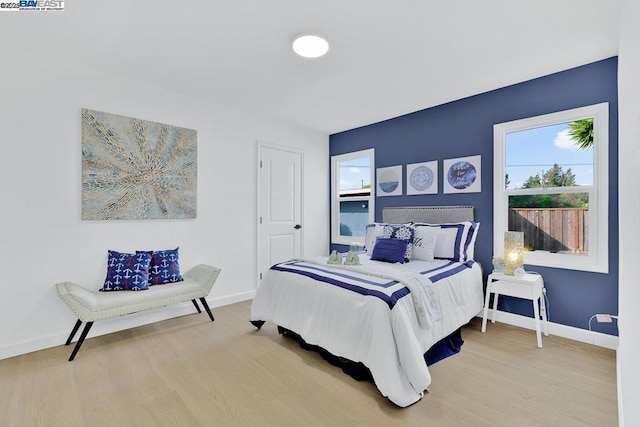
[481,271,549,348]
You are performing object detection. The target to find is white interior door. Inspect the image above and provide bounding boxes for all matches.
[258,144,303,282]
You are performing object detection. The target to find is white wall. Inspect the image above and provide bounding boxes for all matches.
[618,0,640,424]
[0,47,329,360]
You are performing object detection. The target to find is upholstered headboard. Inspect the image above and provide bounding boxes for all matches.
[382,206,474,224]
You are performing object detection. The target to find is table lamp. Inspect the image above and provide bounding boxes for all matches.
[504,231,524,275]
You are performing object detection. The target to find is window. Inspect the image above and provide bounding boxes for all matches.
[331,149,375,245]
[493,103,608,273]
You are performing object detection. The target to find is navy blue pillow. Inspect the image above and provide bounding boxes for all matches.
[371,237,408,263]
[382,224,415,262]
[137,247,183,285]
[101,250,151,291]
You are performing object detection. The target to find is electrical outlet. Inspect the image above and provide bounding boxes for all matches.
[596,314,613,323]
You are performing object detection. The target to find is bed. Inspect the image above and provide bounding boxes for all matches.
[250,206,484,407]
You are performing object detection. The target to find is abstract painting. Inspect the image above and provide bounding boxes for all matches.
[81,109,197,220]
[443,155,481,194]
[376,165,402,197]
[407,161,438,195]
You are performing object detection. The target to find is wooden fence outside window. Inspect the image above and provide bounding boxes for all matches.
[508,208,589,254]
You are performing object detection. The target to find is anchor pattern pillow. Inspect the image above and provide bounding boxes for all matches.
[139,247,183,285]
[101,250,151,291]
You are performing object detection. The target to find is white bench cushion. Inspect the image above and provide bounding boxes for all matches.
[56,264,220,322]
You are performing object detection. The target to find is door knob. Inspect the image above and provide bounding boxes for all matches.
[294,224,302,229]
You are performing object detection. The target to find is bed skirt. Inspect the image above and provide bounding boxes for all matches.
[278,326,464,382]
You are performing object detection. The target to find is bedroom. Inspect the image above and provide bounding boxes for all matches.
[0,1,638,425]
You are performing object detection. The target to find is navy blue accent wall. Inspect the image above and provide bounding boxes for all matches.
[330,58,618,336]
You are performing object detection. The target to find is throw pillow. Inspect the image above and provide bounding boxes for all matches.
[413,221,477,262]
[138,247,184,285]
[371,237,408,264]
[383,224,415,262]
[101,250,151,291]
[412,226,440,262]
[365,223,386,256]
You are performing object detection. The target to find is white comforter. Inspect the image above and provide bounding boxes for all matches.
[250,256,484,407]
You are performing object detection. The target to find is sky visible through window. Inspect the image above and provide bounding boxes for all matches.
[505,121,593,189]
[339,158,371,191]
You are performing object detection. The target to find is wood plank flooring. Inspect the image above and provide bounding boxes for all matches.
[0,300,617,426]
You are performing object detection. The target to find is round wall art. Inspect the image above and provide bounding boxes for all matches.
[447,161,476,189]
[406,161,438,195]
[443,155,481,193]
[379,169,399,192]
[376,165,402,196]
[410,166,434,191]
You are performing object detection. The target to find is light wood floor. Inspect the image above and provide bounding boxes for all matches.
[0,300,617,426]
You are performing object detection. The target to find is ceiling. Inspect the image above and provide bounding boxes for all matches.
[0,1,620,134]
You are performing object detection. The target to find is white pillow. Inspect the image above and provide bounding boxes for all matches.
[365,223,386,256]
[411,226,440,262]
[414,221,478,262]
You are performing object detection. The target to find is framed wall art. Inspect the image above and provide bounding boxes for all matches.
[406,161,438,195]
[443,155,481,194]
[376,165,402,197]
[81,108,197,220]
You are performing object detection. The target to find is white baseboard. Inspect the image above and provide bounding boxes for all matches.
[477,309,619,350]
[0,290,256,361]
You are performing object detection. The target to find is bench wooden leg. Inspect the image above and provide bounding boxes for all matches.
[69,321,94,362]
[199,297,214,322]
[65,319,83,346]
[250,320,265,330]
[191,299,202,313]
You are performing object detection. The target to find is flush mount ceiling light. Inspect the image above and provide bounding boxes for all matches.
[292,34,329,58]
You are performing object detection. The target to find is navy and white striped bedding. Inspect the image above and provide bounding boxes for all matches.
[271,259,475,310]
[251,255,484,407]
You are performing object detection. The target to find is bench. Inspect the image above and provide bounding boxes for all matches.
[55,264,221,361]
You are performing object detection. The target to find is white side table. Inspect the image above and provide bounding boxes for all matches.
[481,272,549,348]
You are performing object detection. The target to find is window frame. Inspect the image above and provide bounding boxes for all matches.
[331,149,375,246]
[493,103,609,273]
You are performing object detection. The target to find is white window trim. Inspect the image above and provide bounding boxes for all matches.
[493,103,609,273]
[331,149,375,245]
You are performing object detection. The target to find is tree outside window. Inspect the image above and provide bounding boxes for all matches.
[494,103,608,273]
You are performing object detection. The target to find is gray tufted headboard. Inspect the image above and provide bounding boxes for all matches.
[382,206,474,224]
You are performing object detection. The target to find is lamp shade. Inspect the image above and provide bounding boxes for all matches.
[504,231,524,275]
